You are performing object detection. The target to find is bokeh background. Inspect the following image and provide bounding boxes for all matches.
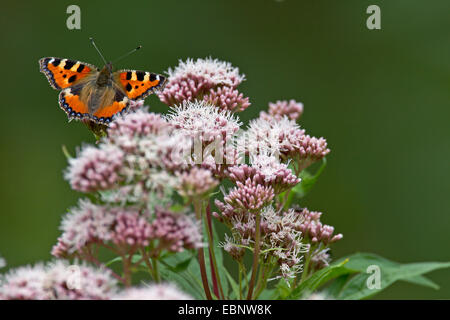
[0,0,449,299]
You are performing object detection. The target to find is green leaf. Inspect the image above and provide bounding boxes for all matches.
[223,267,240,300]
[275,279,292,299]
[287,259,352,299]
[257,288,277,300]
[282,158,327,208]
[159,250,206,300]
[296,157,326,197]
[402,275,439,290]
[104,254,142,267]
[337,252,450,300]
[326,274,352,298]
[169,203,187,213]
[162,252,195,273]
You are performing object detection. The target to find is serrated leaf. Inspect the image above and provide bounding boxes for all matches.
[337,253,450,300]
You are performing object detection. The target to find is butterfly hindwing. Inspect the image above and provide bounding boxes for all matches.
[58,85,91,120]
[115,70,166,100]
[39,57,96,90]
[92,88,130,124]
[59,83,130,124]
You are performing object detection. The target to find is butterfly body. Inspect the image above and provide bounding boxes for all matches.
[39,57,166,125]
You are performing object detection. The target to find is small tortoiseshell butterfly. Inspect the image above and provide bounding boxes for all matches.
[39,39,166,125]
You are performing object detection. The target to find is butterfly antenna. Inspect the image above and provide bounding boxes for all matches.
[112,45,142,64]
[89,37,109,66]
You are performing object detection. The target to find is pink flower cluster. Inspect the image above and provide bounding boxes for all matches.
[0,261,116,300]
[228,155,300,194]
[0,260,194,300]
[65,145,124,193]
[217,206,309,279]
[176,166,219,199]
[52,200,202,258]
[150,208,203,252]
[166,100,241,143]
[222,179,275,213]
[261,207,308,279]
[165,100,244,177]
[107,109,170,144]
[159,57,250,112]
[214,155,299,220]
[52,200,147,257]
[243,116,330,172]
[113,284,193,300]
[294,208,343,245]
[65,109,198,205]
[260,99,304,121]
[215,204,342,279]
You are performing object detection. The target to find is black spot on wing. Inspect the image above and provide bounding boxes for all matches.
[64,60,76,70]
[77,64,85,73]
[68,75,77,83]
[150,73,157,82]
[52,58,61,67]
[136,71,145,81]
[126,72,132,80]
[126,83,132,92]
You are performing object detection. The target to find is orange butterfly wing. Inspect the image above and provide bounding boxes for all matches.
[92,89,129,124]
[115,70,166,100]
[59,85,130,125]
[39,57,96,90]
[59,87,90,120]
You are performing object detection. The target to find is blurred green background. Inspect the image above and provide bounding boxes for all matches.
[0,0,449,299]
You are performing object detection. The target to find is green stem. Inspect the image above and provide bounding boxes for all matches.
[279,188,292,211]
[247,213,262,300]
[238,263,243,300]
[151,256,160,283]
[253,262,268,299]
[298,244,316,285]
[254,263,274,300]
[122,254,132,287]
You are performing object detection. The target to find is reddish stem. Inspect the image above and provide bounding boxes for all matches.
[206,204,220,299]
[198,248,213,300]
[194,200,213,300]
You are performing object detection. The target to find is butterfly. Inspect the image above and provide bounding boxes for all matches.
[39,39,166,125]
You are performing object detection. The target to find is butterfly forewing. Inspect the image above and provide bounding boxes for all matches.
[115,70,166,100]
[39,57,97,90]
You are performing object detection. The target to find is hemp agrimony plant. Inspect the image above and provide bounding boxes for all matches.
[1,57,449,300]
